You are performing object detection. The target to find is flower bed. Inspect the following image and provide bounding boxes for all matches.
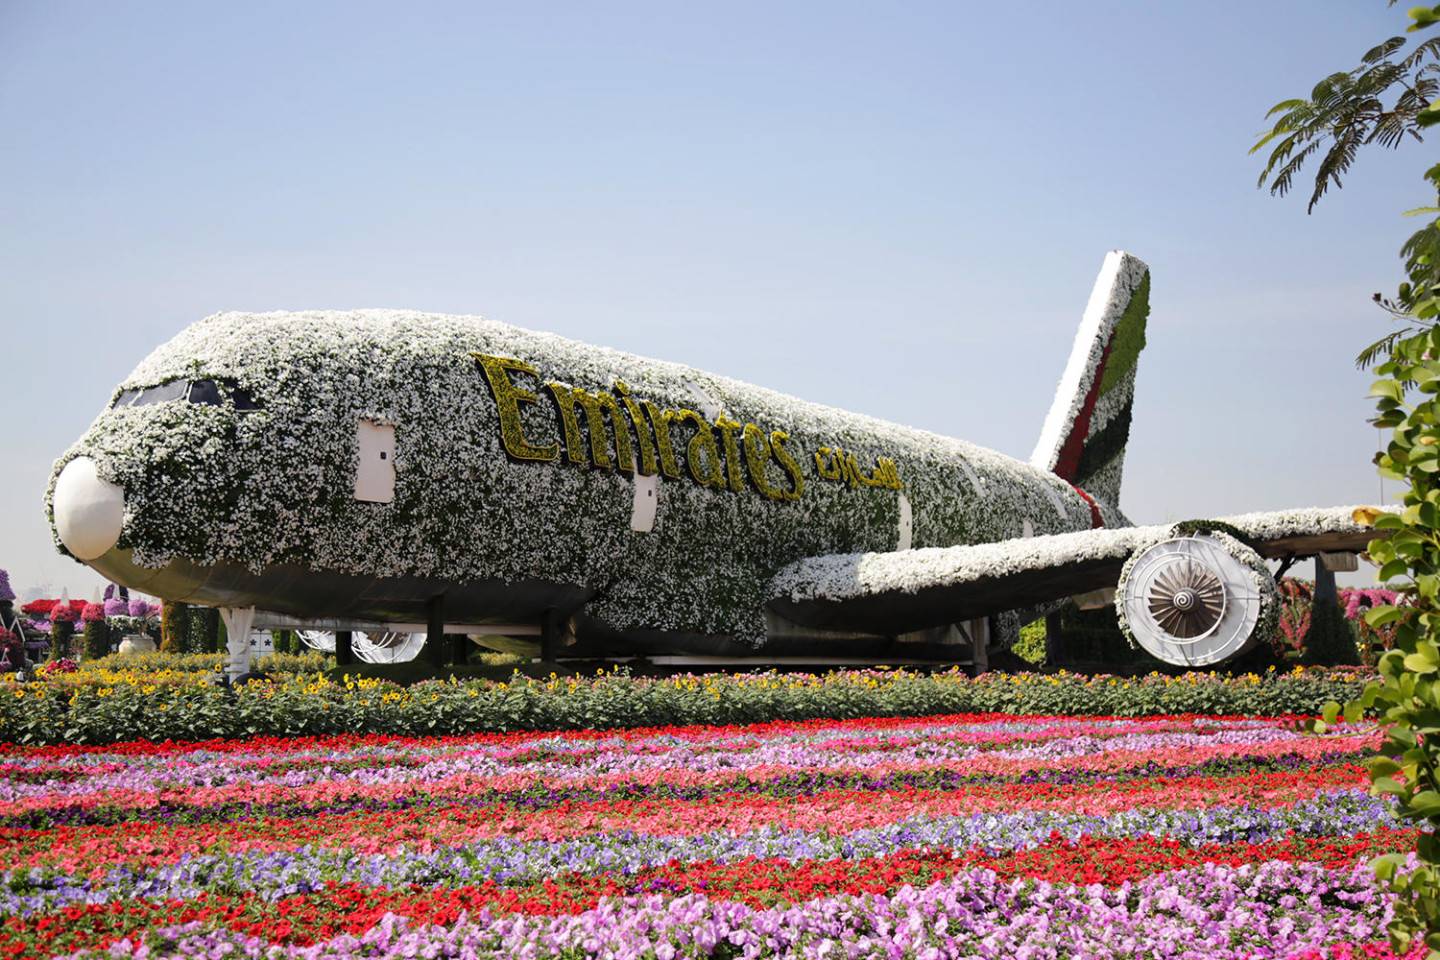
[0,711,1418,958]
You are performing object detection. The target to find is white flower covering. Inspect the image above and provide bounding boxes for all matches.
[769,506,1373,605]
[1030,252,1149,479]
[49,310,1112,645]
[1207,507,1374,542]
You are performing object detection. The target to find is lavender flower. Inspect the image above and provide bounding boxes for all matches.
[52,859,1401,960]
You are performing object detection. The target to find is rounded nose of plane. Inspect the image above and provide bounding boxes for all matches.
[53,457,124,560]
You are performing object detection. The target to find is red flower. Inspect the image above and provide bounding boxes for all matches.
[19,600,57,618]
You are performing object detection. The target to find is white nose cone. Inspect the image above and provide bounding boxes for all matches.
[53,457,124,560]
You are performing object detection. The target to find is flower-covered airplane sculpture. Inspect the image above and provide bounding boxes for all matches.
[46,252,1373,678]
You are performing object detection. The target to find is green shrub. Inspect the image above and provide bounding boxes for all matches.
[256,650,333,675]
[0,665,1374,746]
[1013,620,1046,665]
[80,651,225,674]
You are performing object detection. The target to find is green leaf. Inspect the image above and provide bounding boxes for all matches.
[1375,776,1408,795]
[1369,757,1403,778]
[1375,379,1406,400]
[1345,700,1365,725]
[1411,6,1440,28]
[1370,605,1410,627]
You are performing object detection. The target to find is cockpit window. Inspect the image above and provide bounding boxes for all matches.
[141,381,189,405]
[112,378,262,412]
[231,386,258,411]
[186,379,225,406]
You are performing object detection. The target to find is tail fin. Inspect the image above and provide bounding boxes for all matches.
[1029,251,1151,515]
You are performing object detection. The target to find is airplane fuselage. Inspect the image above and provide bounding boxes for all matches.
[49,309,1108,652]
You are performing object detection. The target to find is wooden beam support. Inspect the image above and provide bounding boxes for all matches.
[1314,557,1338,606]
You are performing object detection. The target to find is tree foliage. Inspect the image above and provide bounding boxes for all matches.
[1257,5,1440,954]
[1253,12,1440,366]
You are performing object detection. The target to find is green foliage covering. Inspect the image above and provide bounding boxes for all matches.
[1168,519,1259,552]
[1343,323,1440,953]
[1060,603,1166,669]
[1257,7,1440,952]
[0,666,1371,746]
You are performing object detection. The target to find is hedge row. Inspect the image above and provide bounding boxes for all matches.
[0,666,1373,746]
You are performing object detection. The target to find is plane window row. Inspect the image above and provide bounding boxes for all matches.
[112,378,260,411]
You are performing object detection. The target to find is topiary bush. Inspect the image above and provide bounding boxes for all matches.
[81,611,109,662]
[188,606,219,654]
[49,606,76,661]
[160,600,190,654]
[1303,595,1361,667]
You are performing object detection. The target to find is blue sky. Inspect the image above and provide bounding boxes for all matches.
[0,1,1425,599]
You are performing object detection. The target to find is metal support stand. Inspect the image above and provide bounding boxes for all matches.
[540,607,558,663]
[1045,612,1065,667]
[334,630,354,666]
[425,595,447,668]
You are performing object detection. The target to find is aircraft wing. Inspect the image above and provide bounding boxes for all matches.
[765,507,1378,637]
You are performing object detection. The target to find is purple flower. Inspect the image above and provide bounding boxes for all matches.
[0,570,14,604]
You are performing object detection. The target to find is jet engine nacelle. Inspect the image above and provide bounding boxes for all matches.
[1116,532,1280,666]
